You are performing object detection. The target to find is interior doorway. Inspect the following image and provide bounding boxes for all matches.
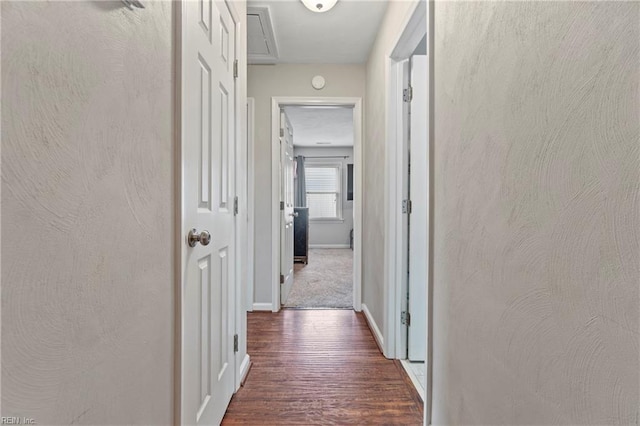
[384,0,431,423]
[281,105,356,309]
[270,97,363,313]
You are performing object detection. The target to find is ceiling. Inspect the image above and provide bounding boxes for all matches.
[284,106,354,147]
[248,0,388,64]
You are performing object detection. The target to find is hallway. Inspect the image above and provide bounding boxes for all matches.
[2,1,638,424]
[222,310,423,424]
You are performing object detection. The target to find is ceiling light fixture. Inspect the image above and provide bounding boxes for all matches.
[300,0,338,13]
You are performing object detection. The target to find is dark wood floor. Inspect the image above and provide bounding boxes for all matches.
[222,309,424,425]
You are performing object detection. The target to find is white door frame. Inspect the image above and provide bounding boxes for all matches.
[384,0,426,359]
[270,97,363,313]
[383,0,433,423]
[226,0,251,393]
[246,97,255,312]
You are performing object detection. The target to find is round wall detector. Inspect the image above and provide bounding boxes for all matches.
[311,75,326,90]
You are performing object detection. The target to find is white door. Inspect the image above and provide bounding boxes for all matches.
[408,55,428,361]
[181,1,237,424]
[280,112,295,305]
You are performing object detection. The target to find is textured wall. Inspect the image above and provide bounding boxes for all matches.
[364,0,419,339]
[248,64,365,305]
[1,2,174,424]
[293,146,354,247]
[432,2,640,424]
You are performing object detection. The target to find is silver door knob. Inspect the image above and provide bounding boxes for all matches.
[290,212,299,218]
[188,229,211,247]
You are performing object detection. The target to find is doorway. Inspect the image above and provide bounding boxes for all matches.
[384,0,432,423]
[282,105,355,309]
[270,97,363,312]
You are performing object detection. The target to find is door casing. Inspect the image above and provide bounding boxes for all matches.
[383,0,433,423]
[226,0,252,395]
[246,98,255,312]
[270,97,363,313]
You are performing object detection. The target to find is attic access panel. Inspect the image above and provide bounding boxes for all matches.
[248,7,279,64]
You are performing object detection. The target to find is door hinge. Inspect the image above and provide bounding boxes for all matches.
[233,59,239,79]
[403,86,413,102]
[280,274,284,284]
[234,196,239,216]
[401,311,411,326]
[280,201,285,211]
[280,128,285,138]
[402,199,412,214]
[233,334,239,353]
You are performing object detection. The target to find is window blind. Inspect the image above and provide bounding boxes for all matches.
[305,165,341,219]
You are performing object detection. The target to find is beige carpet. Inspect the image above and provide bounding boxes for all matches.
[284,248,353,308]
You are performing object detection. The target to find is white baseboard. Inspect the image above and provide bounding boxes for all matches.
[309,244,350,249]
[238,354,251,387]
[251,302,273,311]
[362,303,384,353]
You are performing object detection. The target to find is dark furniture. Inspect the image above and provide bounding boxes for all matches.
[294,207,309,264]
[347,164,354,201]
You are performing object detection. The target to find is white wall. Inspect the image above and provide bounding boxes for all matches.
[363,0,419,344]
[431,2,639,424]
[294,146,354,247]
[248,64,365,304]
[2,1,174,423]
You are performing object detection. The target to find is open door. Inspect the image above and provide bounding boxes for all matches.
[280,111,295,305]
[408,55,428,361]
[180,0,237,424]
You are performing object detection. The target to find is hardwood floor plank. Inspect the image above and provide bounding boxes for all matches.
[222,310,424,425]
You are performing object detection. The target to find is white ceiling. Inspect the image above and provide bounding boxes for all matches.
[284,106,354,147]
[247,0,388,64]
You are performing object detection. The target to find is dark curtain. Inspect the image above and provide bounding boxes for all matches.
[294,156,306,207]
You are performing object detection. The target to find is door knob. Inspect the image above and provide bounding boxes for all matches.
[188,229,211,247]
[290,212,299,218]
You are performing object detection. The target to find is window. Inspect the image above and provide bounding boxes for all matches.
[305,163,342,220]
